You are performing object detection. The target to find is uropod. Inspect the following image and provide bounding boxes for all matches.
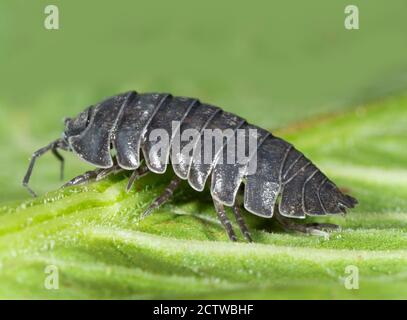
[23,91,358,241]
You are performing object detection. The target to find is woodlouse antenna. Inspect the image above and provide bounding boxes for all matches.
[22,138,67,197]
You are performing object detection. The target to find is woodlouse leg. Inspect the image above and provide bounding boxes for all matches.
[62,161,146,190]
[51,148,65,181]
[23,138,66,197]
[213,200,238,242]
[126,165,150,192]
[62,162,123,188]
[61,169,103,188]
[274,207,340,239]
[95,164,124,181]
[141,176,181,218]
[232,202,252,242]
[63,157,131,189]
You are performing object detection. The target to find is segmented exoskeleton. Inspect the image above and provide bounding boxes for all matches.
[23,91,358,241]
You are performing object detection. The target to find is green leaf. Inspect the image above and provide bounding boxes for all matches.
[0,95,406,299]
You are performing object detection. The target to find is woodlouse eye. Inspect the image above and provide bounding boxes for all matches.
[86,112,91,125]
[63,117,71,125]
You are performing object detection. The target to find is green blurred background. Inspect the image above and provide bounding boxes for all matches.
[0,0,406,199]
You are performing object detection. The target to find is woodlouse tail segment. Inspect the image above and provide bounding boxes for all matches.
[337,194,358,215]
[280,169,359,218]
[277,145,359,218]
[318,180,358,215]
[337,188,358,211]
[22,138,68,197]
[346,194,358,207]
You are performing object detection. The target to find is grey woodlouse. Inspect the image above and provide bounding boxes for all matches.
[23,91,358,241]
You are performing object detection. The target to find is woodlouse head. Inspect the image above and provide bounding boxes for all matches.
[63,106,93,141]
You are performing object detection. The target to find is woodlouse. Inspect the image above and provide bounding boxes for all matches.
[23,91,358,241]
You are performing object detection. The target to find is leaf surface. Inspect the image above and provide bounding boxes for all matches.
[0,96,406,299]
